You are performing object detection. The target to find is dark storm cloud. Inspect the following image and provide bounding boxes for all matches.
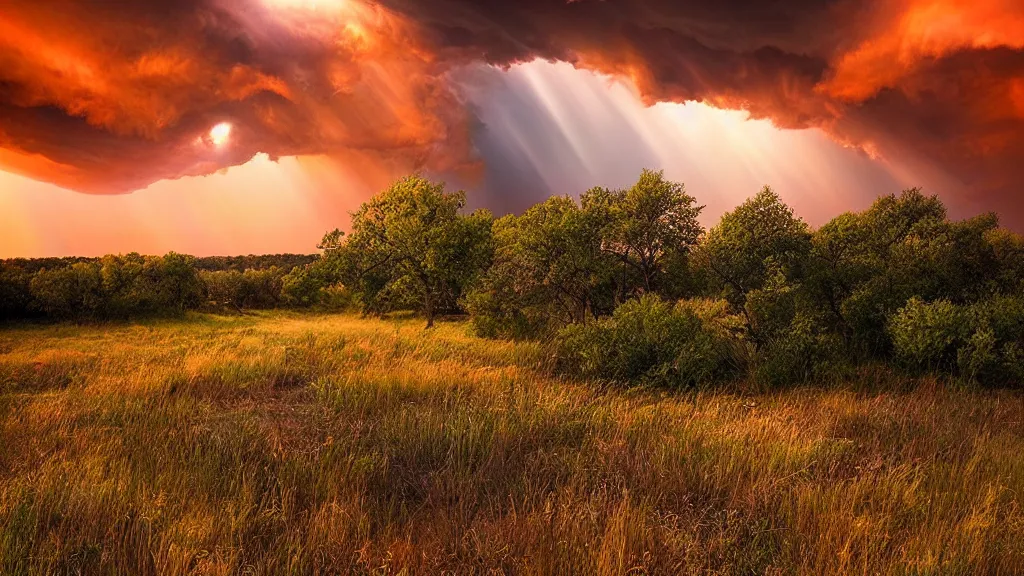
[0,0,476,192]
[372,0,1023,224]
[0,0,1021,224]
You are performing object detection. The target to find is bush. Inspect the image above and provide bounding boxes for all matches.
[202,270,246,309]
[29,263,104,320]
[890,296,1024,384]
[0,263,34,320]
[201,267,287,311]
[754,314,850,387]
[889,298,970,370]
[145,253,204,314]
[317,284,357,311]
[281,265,326,308]
[743,264,798,342]
[555,295,739,388]
[463,280,543,340]
[967,296,1024,384]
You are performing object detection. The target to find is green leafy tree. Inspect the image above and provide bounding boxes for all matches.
[985,228,1024,293]
[201,270,246,310]
[281,264,326,308]
[144,253,203,314]
[696,186,811,337]
[99,253,147,317]
[806,189,1000,354]
[29,262,104,320]
[466,196,615,337]
[0,263,34,320]
[328,175,493,327]
[584,169,704,299]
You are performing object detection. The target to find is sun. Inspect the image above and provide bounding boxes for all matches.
[210,123,232,146]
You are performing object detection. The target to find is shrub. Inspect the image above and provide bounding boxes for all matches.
[976,295,1024,343]
[1001,342,1024,384]
[754,314,850,387]
[890,295,1024,384]
[281,265,326,307]
[202,270,246,310]
[957,327,998,381]
[29,263,104,320]
[889,298,970,370]
[555,295,738,388]
[967,296,1024,384]
[743,264,798,342]
[0,263,34,320]
[463,280,543,340]
[143,253,204,314]
[317,284,357,311]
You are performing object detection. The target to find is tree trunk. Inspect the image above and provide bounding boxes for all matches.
[424,292,435,329]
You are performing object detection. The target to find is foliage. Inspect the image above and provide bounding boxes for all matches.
[4,253,204,321]
[201,267,286,311]
[29,262,105,320]
[805,189,1000,355]
[466,171,701,339]
[556,294,739,387]
[754,314,850,387]
[465,196,613,338]
[696,186,811,336]
[280,264,327,308]
[0,263,34,321]
[889,295,1024,383]
[889,298,970,369]
[325,175,493,327]
[5,171,1024,391]
[583,169,704,296]
[193,253,318,272]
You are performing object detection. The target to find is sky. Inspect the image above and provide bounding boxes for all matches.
[0,0,1021,257]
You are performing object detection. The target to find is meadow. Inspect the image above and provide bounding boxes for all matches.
[1,312,1023,575]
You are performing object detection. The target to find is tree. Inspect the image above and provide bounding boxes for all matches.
[0,262,34,320]
[465,195,615,337]
[99,253,147,317]
[584,169,704,298]
[201,270,246,310]
[987,227,1024,293]
[805,189,1001,354]
[145,253,203,314]
[329,175,493,327]
[696,186,811,336]
[803,212,874,339]
[29,262,104,320]
[281,265,325,308]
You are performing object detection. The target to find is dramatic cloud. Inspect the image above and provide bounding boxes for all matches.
[377,0,1024,221]
[0,0,478,193]
[1,0,1022,223]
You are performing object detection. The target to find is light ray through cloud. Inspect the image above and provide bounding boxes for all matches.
[456,61,921,225]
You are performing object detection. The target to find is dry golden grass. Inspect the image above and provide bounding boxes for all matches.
[1,311,1023,575]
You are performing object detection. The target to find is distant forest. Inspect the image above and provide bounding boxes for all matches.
[4,170,1024,387]
[2,254,318,275]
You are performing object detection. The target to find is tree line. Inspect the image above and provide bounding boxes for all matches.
[0,253,320,320]
[309,172,1024,386]
[4,170,1024,386]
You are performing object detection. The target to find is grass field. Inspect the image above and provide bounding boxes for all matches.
[1,312,1023,575]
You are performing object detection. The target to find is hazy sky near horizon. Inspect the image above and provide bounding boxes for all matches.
[1,0,1020,257]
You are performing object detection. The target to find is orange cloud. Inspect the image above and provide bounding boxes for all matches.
[1,0,1022,225]
[820,0,1024,101]
[0,0,475,193]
